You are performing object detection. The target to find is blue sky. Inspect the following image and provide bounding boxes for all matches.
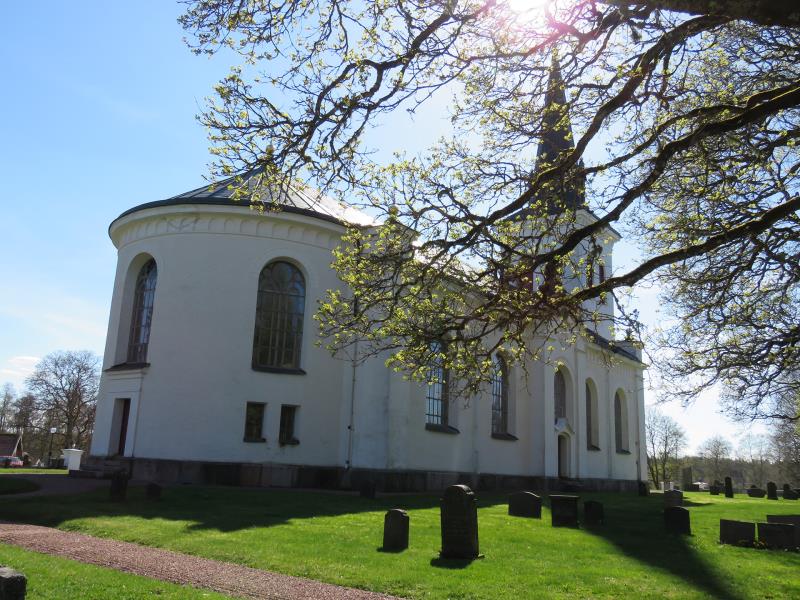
[0,1,761,454]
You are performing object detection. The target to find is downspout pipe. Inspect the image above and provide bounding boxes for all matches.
[346,339,358,470]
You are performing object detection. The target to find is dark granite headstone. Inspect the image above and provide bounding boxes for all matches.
[724,477,734,498]
[583,500,604,526]
[145,482,162,501]
[747,487,766,498]
[766,515,800,546]
[440,485,479,559]
[359,480,377,499]
[549,495,579,527]
[664,506,691,535]
[0,566,26,600]
[508,491,541,518]
[758,522,797,549]
[687,483,700,492]
[664,489,683,507]
[710,485,721,496]
[109,470,129,502]
[382,509,409,551]
[767,481,779,500]
[719,519,755,546]
[782,484,798,500]
[637,481,650,497]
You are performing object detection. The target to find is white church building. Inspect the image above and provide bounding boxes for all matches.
[88,73,647,492]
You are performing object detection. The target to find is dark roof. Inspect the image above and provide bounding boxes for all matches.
[0,433,22,457]
[587,331,643,364]
[112,169,377,230]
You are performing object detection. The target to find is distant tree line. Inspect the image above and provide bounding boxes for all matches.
[646,406,800,489]
[1,350,99,465]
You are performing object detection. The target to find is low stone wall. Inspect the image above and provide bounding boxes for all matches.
[82,455,639,493]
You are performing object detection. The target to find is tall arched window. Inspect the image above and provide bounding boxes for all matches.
[425,340,448,426]
[491,355,509,434]
[127,259,157,363]
[586,380,599,450]
[614,391,629,452]
[252,261,306,370]
[554,369,567,423]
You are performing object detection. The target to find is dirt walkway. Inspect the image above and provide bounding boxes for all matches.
[0,522,400,600]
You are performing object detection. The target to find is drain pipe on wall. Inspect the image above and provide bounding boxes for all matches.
[346,338,358,471]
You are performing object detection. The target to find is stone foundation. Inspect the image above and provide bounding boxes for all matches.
[82,455,640,493]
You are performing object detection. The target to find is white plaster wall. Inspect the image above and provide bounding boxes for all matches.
[92,202,647,482]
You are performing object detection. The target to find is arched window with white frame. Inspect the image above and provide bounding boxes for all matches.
[614,390,629,453]
[586,379,600,450]
[127,258,157,363]
[554,368,567,423]
[425,340,448,426]
[252,260,306,370]
[491,354,509,434]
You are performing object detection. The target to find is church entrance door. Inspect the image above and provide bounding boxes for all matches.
[558,434,570,478]
[116,398,131,456]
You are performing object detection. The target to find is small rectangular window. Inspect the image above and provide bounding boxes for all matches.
[279,405,299,445]
[244,402,266,442]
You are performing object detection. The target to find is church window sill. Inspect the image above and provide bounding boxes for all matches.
[243,437,266,443]
[105,362,150,372]
[616,449,631,455]
[252,365,306,375]
[491,432,518,441]
[279,438,300,447]
[587,445,601,452]
[425,423,460,435]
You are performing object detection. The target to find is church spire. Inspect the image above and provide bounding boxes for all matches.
[536,56,586,214]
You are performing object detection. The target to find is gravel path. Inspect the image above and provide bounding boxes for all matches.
[0,523,400,600]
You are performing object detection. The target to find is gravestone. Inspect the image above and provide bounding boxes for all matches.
[109,470,129,502]
[719,519,755,546]
[747,487,766,498]
[758,522,797,549]
[664,506,691,535]
[767,481,779,500]
[145,482,162,501]
[583,500,604,527]
[724,477,734,498]
[549,495,579,527]
[709,484,721,496]
[0,566,26,600]
[637,481,650,497]
[681,467,693,491]
[766,515,800,546]
[664,489,683,507]
[359,480,377,499]
[440,485,479,559]
[508,491,541,518]
[782,484,798,500]
[382,509,409,551]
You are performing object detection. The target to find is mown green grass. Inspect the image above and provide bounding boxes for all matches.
[0,468,68,475]
[0,477,39,495]
[2,488,799,599]
[0,544,235,599]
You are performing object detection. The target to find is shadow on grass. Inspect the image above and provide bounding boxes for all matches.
[0,484,502,535]
[429,557,476,569]
[573,493,743,600]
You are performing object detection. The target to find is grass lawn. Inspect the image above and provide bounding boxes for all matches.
[0,477,39,495]
[0,468,68,475]
[0,544,234,599]
[1,487,799,599]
